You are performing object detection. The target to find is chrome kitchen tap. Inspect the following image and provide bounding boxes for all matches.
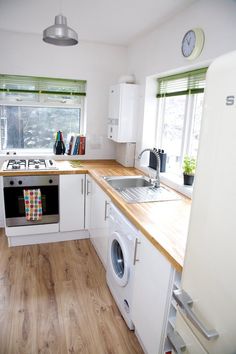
[138,148,160,188]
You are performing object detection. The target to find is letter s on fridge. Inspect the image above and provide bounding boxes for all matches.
[226,95,235,105]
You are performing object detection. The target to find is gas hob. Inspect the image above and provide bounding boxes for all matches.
[3,159,58,171]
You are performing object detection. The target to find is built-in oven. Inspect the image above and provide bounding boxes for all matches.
[3,175,59,227]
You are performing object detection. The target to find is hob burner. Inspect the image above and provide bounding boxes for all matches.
[4,159,58,171]
[7,159,26,170]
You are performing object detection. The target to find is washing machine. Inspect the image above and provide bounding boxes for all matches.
[106,203,138,330]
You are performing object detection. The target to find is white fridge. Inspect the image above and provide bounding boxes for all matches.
[168,51,236,353]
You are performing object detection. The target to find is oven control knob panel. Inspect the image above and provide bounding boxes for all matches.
[3,175,59,188]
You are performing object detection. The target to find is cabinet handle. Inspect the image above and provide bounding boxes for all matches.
[104,200,109,220]
[133,238,141,265]
[86,180,90,195]
[167,330,186,354]
[173,289,219,341]
[81,178,84,195]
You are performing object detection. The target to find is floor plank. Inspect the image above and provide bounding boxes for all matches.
[8,246,38,354]
[0,229,143,354]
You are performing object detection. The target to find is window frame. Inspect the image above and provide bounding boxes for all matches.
[0,100,85,153]
[155,67,207,176]
[0,74,86,153]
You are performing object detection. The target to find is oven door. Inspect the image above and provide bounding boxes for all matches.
[4,185,59,227]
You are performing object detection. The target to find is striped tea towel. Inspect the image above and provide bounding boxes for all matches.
[23,189,42,221]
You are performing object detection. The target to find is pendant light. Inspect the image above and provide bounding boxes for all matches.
[43,14,78,46]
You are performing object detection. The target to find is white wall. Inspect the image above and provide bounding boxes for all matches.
[0,30,128,159]
[127,0,236,160]
[2,1,235,164]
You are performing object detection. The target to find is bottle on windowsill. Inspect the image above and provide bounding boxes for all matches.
[53,131,66,155]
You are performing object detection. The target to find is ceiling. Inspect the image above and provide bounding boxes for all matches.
[0,0,196,45]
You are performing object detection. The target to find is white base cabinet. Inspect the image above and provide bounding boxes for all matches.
[89,179,110,268]
[131,232,174,354]
[59,174,85,232]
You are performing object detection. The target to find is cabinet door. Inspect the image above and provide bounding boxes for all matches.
[89,179,110,268]
[59,174,85,232]
[108,84,138,143]
[118,84,138,142]
[131,232,174,354]
[108,85,120,119]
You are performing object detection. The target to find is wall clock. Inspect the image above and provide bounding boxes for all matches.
[181,28,205,60]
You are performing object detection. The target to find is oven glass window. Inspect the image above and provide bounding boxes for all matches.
[4,185,58,218]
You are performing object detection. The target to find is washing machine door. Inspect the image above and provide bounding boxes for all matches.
[109,231,129,287]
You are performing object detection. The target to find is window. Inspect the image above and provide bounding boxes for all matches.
[0,74,86,151]
[156,68,207,174]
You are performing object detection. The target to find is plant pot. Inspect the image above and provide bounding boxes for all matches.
[183,173,194,186]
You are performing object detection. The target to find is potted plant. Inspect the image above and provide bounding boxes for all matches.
[183,156,196,186]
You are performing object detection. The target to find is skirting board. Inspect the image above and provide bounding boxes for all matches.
[8,229,89,247]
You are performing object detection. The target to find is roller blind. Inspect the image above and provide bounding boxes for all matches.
[0,74,86,96]
[157,68,208,98]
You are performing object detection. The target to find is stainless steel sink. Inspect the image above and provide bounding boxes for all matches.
[103,175,153,189]
[103,175,180,203]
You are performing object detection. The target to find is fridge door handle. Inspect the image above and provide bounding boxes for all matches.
[173,289,219,341]
[167,330,186,353]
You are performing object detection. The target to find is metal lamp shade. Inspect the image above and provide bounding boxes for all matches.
[43,15,78,46]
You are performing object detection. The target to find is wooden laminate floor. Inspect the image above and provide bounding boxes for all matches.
[0,229,143,354]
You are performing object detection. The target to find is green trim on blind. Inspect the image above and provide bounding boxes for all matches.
[157,67,208,98]
[0,74,87,96]
[0,88,86,96]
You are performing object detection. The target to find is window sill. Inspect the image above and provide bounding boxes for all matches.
[0,151,83,163]
[160,172,193,199]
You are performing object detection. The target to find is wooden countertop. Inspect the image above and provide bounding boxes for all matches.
[0,159,191,271]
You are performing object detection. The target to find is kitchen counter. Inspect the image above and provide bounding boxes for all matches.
[0,159,191,271]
